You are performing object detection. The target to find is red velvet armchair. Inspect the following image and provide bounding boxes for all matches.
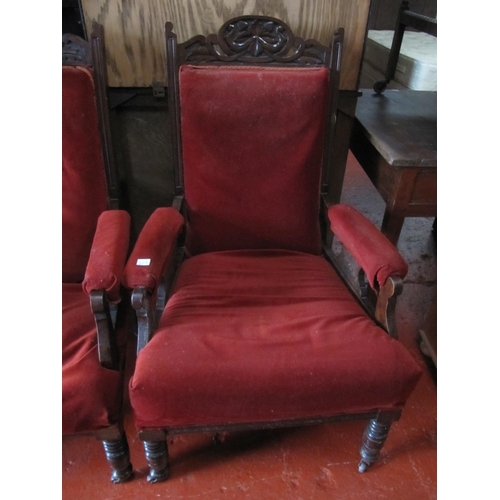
[123,16,422,483]
[62,23,133,483]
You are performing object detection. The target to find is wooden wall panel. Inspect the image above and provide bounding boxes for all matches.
[81,0,371,90]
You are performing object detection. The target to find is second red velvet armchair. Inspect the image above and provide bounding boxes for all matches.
[62,24,133,483]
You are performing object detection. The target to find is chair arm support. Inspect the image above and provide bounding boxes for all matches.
[374,276,403,338]
[122,207,184,294]
[131,286,156,354]
[82,210,131,303]
[327,204,408,289]
[90,289,120,369]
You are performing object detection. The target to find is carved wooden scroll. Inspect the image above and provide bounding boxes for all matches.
[178,16,328,65]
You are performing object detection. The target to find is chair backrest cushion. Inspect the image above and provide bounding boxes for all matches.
[179,65,329,256]
[62,66,108,283]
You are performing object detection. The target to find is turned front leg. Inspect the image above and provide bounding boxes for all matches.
[358,411,401,472]
[102,436,133,483]
[139,429,170,483]
[95,426,133,483]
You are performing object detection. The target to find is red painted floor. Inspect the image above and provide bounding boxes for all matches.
[62,152,437,499]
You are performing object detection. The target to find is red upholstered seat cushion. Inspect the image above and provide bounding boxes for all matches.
[179,65,329,256]
[62,284,123,434]
[129,250,422,429]
[62,66,108,283]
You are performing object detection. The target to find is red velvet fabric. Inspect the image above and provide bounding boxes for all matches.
[62,66,108,283]
[62,283,123,434]
[179,65,329,256]
[130,250,421,429]
[328,204,408,288]
[122,208,185,293]
[82,210,131,303]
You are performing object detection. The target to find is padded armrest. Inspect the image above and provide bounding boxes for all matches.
[122,207,185,294]
[328,204,408,288]
[82,210,131,303]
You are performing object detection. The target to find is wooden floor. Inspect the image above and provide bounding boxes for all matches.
[62,151,437,499]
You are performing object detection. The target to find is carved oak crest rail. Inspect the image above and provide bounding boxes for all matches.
[177,16,330,65]
[62,33,93,66]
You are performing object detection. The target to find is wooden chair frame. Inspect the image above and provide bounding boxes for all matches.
[63,22,132,483]
[130,15,406,483]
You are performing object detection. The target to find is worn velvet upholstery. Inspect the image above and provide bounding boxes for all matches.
[82,210,131,303]
[62,284,124,434]
[62,66,108,283]
[179,65,329,256]
[122,208,185,293]
[328,204,408,288]
[129,250,422,429]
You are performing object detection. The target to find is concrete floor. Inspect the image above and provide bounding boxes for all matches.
[62,132,437,498]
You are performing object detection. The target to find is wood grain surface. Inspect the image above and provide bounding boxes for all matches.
[81,0,370,89]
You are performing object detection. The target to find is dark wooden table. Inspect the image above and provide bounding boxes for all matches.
[349,89,437,245]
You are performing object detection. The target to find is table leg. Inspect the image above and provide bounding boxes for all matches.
[380,169,419,246]
[381,209,405,246]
